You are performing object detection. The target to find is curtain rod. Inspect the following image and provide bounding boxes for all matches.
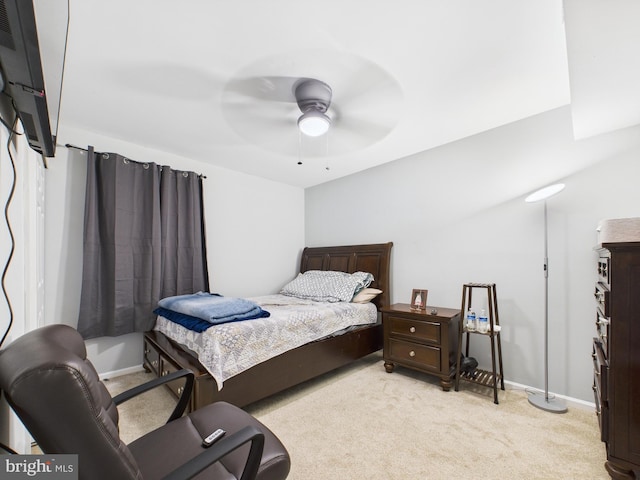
[63,143,207,179]
[64,143,93,153]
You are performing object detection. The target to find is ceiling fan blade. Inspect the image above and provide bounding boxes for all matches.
[224,76,307,103]
[336,114,396,139]
[332,65,400,109]
[110,62,228,101]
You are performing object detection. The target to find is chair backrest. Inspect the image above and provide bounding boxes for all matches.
[0,324,142,480]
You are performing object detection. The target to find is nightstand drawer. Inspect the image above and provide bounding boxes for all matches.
[387,315,440,344]
[387,338,441,371]
[382,303,460,391]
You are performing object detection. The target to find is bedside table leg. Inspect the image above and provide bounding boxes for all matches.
[384,361,395,373]
[440,378,452,391]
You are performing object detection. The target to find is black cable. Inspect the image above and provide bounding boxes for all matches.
[0,108,21,135]
[0,115,18,349]
[0,93,21,135]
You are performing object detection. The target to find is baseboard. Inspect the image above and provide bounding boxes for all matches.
[99,365,146,381]
[504,379,596,411]
[97,365,597,412]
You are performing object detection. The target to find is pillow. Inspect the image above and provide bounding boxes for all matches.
[351,287,382,304]
[280,270,374,302]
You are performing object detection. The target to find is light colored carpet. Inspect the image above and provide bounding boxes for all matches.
[106,352,608,479]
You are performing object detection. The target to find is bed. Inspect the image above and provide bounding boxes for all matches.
[143,242,393,410]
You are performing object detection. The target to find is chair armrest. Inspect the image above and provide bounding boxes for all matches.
[112,369,194,423]
[162,425,265,480]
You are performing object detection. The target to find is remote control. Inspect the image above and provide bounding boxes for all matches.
[202,428,226,447]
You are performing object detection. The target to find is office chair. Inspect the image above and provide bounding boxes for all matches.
[0,324,290,480]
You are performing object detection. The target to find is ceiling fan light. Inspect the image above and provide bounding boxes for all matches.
[298,110,331,137]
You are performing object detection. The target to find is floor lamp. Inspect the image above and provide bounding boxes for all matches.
[525,183,568,413]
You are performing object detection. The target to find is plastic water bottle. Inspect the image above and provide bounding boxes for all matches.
[466,308,476,331]
[478,309,489,333]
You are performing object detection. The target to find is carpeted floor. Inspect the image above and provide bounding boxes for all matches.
[106,352,608,479]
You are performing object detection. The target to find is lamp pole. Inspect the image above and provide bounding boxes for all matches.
[525,184,567,413]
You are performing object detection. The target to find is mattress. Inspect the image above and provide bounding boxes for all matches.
[153,293,378,389]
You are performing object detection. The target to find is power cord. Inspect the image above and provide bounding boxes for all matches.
[0,114,18,349]
[0,113,18,455]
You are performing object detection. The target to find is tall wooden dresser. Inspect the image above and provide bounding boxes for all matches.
[594,218,640,479]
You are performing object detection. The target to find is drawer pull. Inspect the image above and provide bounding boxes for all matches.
[177,386,184,395]
[409,350,416,357]
[409,326,416,333]
[161,370,169,376]
[597,316,610,326]
[152,360,158,367]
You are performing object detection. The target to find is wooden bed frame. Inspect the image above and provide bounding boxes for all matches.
[143,242,393,410]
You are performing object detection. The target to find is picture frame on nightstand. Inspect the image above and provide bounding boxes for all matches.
[410,289,428,310]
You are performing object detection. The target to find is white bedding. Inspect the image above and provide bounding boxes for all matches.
[153,293,378,389]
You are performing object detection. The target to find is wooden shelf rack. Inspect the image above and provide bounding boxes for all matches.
[454,282,505,404]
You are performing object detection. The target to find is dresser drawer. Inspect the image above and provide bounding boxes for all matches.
[594,282,610,317]
[593,375,609,443]
[595,312,610,357]
[387,315,441,344]
[592,339,608,404]
[597,255,610,285]
[593,339,609,442]
[387,338,441,371]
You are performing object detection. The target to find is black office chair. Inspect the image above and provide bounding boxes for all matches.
[0,324,290,480]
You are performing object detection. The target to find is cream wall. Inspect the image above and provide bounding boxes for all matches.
[305,105,640,403]
[44,126,305,374]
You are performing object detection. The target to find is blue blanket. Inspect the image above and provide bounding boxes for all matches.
[156,292,270,331]
[154,307,219,332]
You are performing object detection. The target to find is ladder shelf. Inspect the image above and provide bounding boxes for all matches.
[454,282,505,404]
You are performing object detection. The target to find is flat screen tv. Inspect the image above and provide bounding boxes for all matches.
[0,0,67,157]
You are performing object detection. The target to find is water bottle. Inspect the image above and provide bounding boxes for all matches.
[478,309,489,333]
[466,308,476,331]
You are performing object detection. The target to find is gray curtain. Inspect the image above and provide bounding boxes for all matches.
[77,147,209,339]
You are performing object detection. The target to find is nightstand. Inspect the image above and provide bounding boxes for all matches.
[381,303,461,391]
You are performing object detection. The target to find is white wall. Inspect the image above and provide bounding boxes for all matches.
[305,106,640,403]
[0,106,45,452]
[45,125,305,374]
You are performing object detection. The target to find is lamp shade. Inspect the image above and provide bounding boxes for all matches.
[298,110,331,137]
[525,183,565,203]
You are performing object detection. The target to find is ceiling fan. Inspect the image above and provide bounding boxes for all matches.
[294,78,332,137]
[220,52,403,158]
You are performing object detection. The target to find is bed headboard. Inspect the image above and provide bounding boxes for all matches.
[299,242,393,310]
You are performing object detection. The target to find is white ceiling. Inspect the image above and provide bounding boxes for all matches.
[563,0,640,140]
[44,0,639,188]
